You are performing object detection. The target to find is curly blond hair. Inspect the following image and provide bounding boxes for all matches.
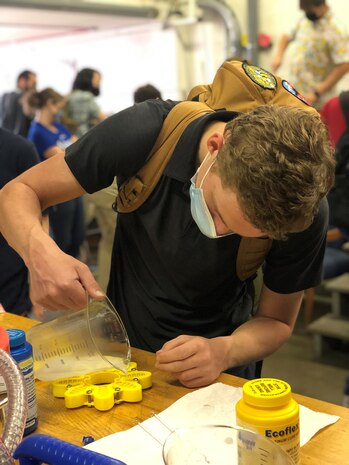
[214,105,335,240]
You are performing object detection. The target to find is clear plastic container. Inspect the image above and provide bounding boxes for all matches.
[0,326,9,395]
[162,424,295,465]
[27,296,131,381]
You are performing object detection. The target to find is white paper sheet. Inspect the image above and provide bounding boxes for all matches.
[86,382,340,465]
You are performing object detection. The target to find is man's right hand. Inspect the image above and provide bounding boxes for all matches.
[0,153,104,311]
[28,234,104,310]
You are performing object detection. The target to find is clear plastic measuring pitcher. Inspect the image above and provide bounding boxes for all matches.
[27,296,131,381]
[162,425,296,465]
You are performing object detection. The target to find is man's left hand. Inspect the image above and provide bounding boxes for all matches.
[155,335,228,388]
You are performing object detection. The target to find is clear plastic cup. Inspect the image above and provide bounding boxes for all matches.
[27,296,131,381]
[162,424,296,465]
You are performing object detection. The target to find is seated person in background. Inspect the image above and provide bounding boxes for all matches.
[0,128,44,316]
[323,243,349,278]
[25,88,85,258]
[0,63,335,387]
[320,92,349,279]
[133,83,162,103]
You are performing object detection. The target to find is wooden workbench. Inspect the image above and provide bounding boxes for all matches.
[1,312,348,465]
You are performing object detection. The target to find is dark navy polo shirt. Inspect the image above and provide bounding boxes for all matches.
[65,100,327,377]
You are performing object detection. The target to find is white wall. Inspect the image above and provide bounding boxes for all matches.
[175,20,229,99]
[1,0,349,114]
[0,22,178,114]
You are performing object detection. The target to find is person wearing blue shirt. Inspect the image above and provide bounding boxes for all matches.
[28,120,72,161]
[25,88,85,258]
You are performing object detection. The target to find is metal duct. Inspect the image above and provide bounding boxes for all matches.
[0,0,158,18]
[246,0,259,65]
[198,0,242,60]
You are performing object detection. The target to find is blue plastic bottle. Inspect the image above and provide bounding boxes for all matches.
[7,328,38,435]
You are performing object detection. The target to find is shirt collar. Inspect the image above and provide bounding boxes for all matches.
[164,109,239,182]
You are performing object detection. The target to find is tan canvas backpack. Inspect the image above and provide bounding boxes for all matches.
[115,60,317,281]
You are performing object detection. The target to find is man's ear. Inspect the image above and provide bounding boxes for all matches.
[207,132,225,153]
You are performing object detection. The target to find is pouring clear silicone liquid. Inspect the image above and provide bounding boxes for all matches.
[162,425,296,465]
[27,296,131,381]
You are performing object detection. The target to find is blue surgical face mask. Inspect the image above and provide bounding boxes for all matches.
[189,154,234,239]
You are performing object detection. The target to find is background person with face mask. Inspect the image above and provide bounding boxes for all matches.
[64,68,107,138]
[63,68,114,292]
[271,0,349,109]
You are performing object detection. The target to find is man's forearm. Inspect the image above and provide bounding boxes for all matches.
[275,35,290,60]
[222,316,293,370]
[316,63,349,94]
[0,181,50,263]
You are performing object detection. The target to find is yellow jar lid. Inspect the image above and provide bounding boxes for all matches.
[242,378,292,408]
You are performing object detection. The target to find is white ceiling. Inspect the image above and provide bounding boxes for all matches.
[0,5,160,46]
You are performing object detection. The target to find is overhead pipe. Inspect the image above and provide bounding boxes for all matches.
[0,0,158,19]
[246,0,259,65]
[198,0,242,60]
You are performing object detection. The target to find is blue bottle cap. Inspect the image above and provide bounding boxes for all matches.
[6,329,26,349]
[82,436,95,445]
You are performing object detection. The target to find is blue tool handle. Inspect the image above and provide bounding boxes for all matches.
[13,434,127,465]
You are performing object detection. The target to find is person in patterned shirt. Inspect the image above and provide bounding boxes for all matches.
[272,0,349,109]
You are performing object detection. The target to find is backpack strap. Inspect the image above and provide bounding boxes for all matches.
[236,237,272,282]
[115,86,273,282]
[116,101,213,213]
